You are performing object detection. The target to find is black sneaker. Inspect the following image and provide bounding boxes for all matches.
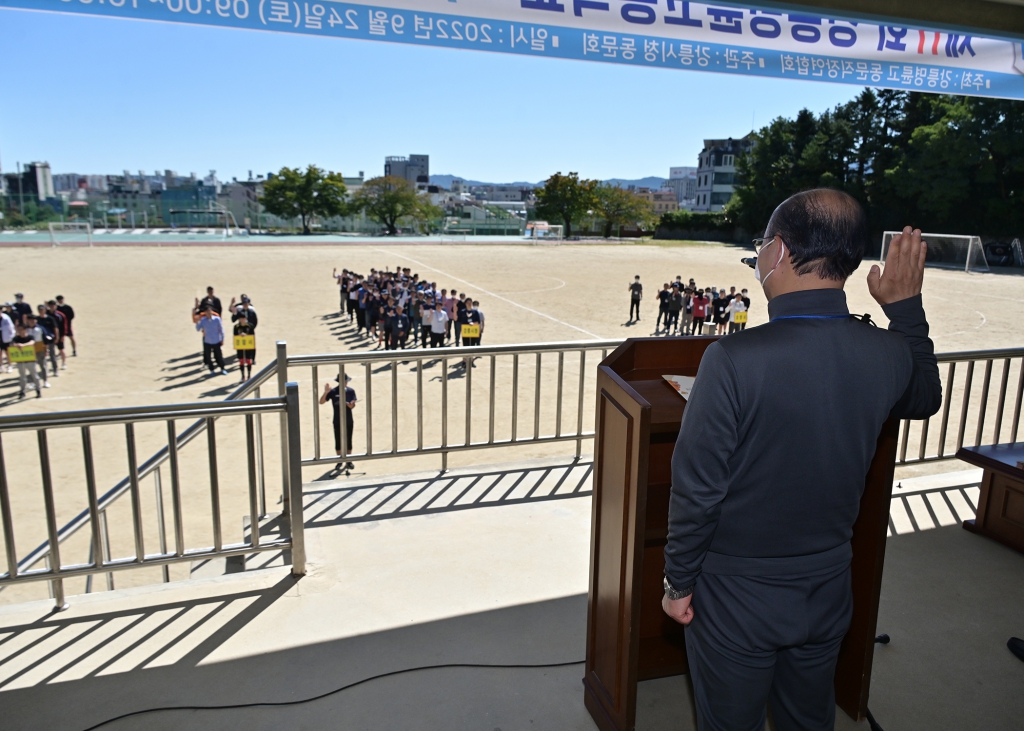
[345,462,355,470]
[18,391,25,399]
[35,389,41,398]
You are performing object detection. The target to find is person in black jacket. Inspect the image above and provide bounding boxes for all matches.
[661,189,941,731]
[389,305,410,350]
[55,296,77,356]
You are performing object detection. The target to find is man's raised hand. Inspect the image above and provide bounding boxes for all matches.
[867,226,927,306]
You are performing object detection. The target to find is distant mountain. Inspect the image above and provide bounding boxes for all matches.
[430,174,668,189]
[430,174,538,189]
[603,177,668,189]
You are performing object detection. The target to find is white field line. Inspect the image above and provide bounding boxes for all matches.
[376,250,601,338]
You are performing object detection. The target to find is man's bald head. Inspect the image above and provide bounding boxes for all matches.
[766,188,868,281]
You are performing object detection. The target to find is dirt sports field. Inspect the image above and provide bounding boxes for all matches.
[1,241,1018,414]
[0,241,1020,604]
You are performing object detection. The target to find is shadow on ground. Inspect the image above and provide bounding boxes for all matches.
[305,461,594,527]
[0,588,595,731]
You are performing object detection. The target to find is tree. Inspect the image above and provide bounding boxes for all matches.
[593,184,656,237]
[352,176,431,235]
[534,172,599,238]
[260,165,349,234]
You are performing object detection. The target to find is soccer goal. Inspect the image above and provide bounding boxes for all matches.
[48,221,93,247]
[880,231,987,273]
[527,221,563,243]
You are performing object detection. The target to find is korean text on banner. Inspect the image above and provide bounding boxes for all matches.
[1,0,1021,98]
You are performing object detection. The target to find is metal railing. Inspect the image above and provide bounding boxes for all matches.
[285,339,621,470]
[0,382,305,609]
[896,347,1024,465]
[4,338,1021,610]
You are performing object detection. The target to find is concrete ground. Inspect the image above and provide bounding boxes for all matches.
[0,457,1021,731]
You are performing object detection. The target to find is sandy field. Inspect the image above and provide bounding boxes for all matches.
[0,241,1021,604]
[0,241,1020,412]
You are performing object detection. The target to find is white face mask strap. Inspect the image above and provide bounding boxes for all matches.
[757,239,786,286]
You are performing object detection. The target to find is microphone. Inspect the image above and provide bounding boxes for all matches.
[741,256,757,269]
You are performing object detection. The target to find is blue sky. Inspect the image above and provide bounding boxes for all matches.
[0,9,860,183]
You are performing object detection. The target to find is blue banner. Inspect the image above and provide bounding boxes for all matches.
[3,0,1023,99]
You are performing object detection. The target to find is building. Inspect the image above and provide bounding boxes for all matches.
[693,135,754,212]
[475,185,529,203]
[634,187,679,215]
[160,183,219,227]
[3,162,55,203]
[444,203,525,236]
[664,166,697,205]
[384,155,429,189]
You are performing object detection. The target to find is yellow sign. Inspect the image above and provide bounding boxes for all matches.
[233,334,256,350]
[733,311,748,324]
[461,324,480,339]
[9,345,37,363]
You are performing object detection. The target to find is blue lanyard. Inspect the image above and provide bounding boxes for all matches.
[771,314,851,322]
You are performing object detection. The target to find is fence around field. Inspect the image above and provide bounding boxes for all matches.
[1,339,1021,610]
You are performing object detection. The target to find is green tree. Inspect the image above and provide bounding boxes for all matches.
[593,184,656,237]
[534,172,599,238]
[260,165,349,234]
[353,176,426,235]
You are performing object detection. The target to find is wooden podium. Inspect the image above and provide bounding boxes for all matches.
[583,338,899,730]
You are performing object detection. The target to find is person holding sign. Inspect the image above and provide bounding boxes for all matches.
[726,293,748,334]
[23,314,51,390]
[459,304,483,369]
[10,323,41,399]
[233,312,256,383]
[319,374,356,471]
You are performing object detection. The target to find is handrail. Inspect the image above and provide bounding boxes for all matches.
[13,358,279,575]
[1,382,306,608]
[936,347,1024,362]
[9,340,1024,595]
[287,339,624,365]
[0,397,284,432]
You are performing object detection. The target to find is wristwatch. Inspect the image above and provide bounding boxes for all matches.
[663,577,693,601]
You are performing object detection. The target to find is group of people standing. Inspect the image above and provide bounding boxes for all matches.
[191,286,259,382]
[0,293,77,399]
[332,267,486,359]
[629,275,751,336]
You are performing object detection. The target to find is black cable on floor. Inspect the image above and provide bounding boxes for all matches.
[79,659,586,731]
[866,707,885,731]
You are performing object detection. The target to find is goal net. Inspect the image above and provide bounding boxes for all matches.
[880,231,987,273]
[48,221,93,247]
[527,221,563,243]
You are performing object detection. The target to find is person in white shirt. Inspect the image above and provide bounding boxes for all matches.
[23,314,51,388]
[426,301,449,348]
[420,297,433,348]
[726,293,748,335]
[472,300,485,344]
[0,307,14,372]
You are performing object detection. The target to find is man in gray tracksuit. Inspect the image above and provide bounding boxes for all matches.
[662,189,942,731]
